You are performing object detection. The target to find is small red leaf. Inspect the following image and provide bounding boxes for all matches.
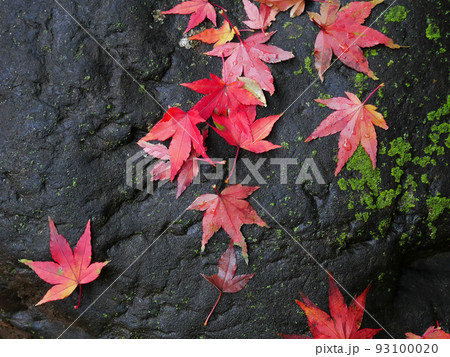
[213,110,283,153]
[306,86,388,175]
[182,73,263,120]
[162,0,217,33]
[202,245,254,325]
[243,0,278,31]
[188,184,267,263]
[308,0,400,81]
[20,218,109,308]
[282,272,381,339]
[206,32,294,94]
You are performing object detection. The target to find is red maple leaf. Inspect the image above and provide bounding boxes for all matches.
[308,0,400,81]
[283,272,381,339]
[206,31,294,94]
[242,0,279,32]
[162,0,217,33]
[188,184,267,263]
[182,73,263,120]
[305,84,388,175]
[202,245,254,326]
[189,21,237,47]
[406,323,450,339]
[213,110,282,153]
[140,107,213,181]
[255,0,306,17]
[20,218,109,308]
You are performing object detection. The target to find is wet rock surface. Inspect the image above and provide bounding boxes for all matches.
[0,0,448,338]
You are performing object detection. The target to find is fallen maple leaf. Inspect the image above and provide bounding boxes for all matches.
[188,184,267,263]
[243,0,279,32]
[306,84,388,175]
[189,21,237,47]
[202,245,254,326]
[285,272,381,339]
[206,31,294,94]
[406,323,450,339]
[20,218,109,308]
[255,0,306,17]
[140,107,213,181]
[213,110,283,153]
[162,0,217,33]
[182,73,263,120]
[308,0,400,81]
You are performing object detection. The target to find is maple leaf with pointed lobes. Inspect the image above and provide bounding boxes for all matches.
[243,0,279,32]
[189,22,238,48]
[202,245,254,326]
[306,84,388,175]
[308,0,400,81]
[162,0,217,33]
[182,73,263,120]
[286,273,381,339]
[406,323,450,339]
[255,0,306,17]
[140,107,214,181]
[19,218,109,308]
[188,184,267,263]
[206,31,294,95]
[213,110,282,153]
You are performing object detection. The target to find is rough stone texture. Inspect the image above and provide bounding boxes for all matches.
[0,0,448,338]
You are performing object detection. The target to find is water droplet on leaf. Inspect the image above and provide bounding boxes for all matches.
[343,139,352,151]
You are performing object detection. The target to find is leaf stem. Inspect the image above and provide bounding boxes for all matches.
[204,291,222,326]
[203,120,216,131]
[212,184,221,196]
[75,284,82,309]
[225,146,239,184]
[211,3,243,44]
[362,83,384,105]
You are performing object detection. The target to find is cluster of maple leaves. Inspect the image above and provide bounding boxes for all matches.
[19,0,449,338]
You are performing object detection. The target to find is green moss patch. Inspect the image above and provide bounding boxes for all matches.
[426,194,450,222]
[385,5,408,23]
[426,22,441,41]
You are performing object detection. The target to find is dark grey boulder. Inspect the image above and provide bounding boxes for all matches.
[0,0,448,338]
